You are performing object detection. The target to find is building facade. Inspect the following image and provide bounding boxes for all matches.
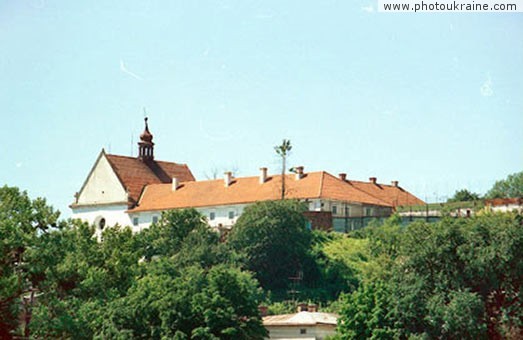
[71,118,424,233]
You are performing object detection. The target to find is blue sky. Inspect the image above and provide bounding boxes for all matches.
[1,1,522,217]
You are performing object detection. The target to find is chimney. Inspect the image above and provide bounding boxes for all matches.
[172,177,179,191]
[259,167,268,184]
[391,180,399,187]
[307,304,318,313]
[258,305,268,317]
[295,166,304,180]
[339,173,347,181]
[297,303,308,313]
[369,177,377,184]
[224,172,232,187]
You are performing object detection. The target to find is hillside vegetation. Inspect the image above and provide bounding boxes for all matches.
[1,185,522,339]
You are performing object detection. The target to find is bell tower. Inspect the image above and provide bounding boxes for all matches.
[138,117,154,161]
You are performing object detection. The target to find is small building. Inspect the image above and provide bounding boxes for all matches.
[485,198,523,213]
[263,305,338,339]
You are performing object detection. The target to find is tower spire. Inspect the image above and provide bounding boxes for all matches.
[138,116,154,161]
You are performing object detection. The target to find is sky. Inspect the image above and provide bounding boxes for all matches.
[1,1,522,218]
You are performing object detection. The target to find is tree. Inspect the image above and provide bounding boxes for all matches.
[0,186,61,339]
[29,222,142,339]
[101,263,266,339]
[336,282,396,339]
[138,209,209,260]
[485,171,523,199]
[274,139,292,200]
[336,213,523,339]
[228,200,310,289]
[426,291,486,338]
[447,189,481,202]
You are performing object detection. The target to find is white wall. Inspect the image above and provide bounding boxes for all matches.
[491,204,523,213]
[308,199,391,218]
[73,198,392,234]
[76,154,127,205]
[265,324,336,339]
[71,204,133,232]
[129,203,249,231]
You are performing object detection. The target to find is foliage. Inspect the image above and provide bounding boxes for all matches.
[485,171,523,199]
[265,301,296,315]
[425,290,486,338]
[228,200,311,290]
[139,209,208,259]
[336,282,396,340]
[29,222,143,338]
[447,188,481,202]
[5,185,522,339]
[0,192,266,339]
[336,213,523,339]
[102,263,266,339]
[0,186,61,338]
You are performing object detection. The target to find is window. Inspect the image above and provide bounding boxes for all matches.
[365,207,372,216]
[228,211,235,219]
[300,328,307,334]
[98,218,106,230]
[152,216,158,224]
[133,217,139,226]
[332,205,337,215]
[209,212,216,221]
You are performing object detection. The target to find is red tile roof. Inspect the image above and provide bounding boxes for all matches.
[105,154,195,207]
[348,180,425,207]
[129,171,396,213]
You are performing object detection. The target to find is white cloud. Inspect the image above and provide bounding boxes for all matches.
[480,74,493,97]
[119,59,143,80]
[361,5,374,13]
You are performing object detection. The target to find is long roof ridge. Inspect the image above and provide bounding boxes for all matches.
[108,154,163,183]
[322,172,390,206]
[107,153,189,166]
[349,181,391,205]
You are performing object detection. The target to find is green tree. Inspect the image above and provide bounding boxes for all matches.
[485,171,523,199]
[336,213,523,339]
[447,188,481,202]
[228,200,310,289]
[139,209,209,260]
[101,263,266,339]
[0,186,61,338]
[274,139,292,200]
[29,222,142,339]
[336,282,396,339]
[426,291,486,339]
[299,231,359,302]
